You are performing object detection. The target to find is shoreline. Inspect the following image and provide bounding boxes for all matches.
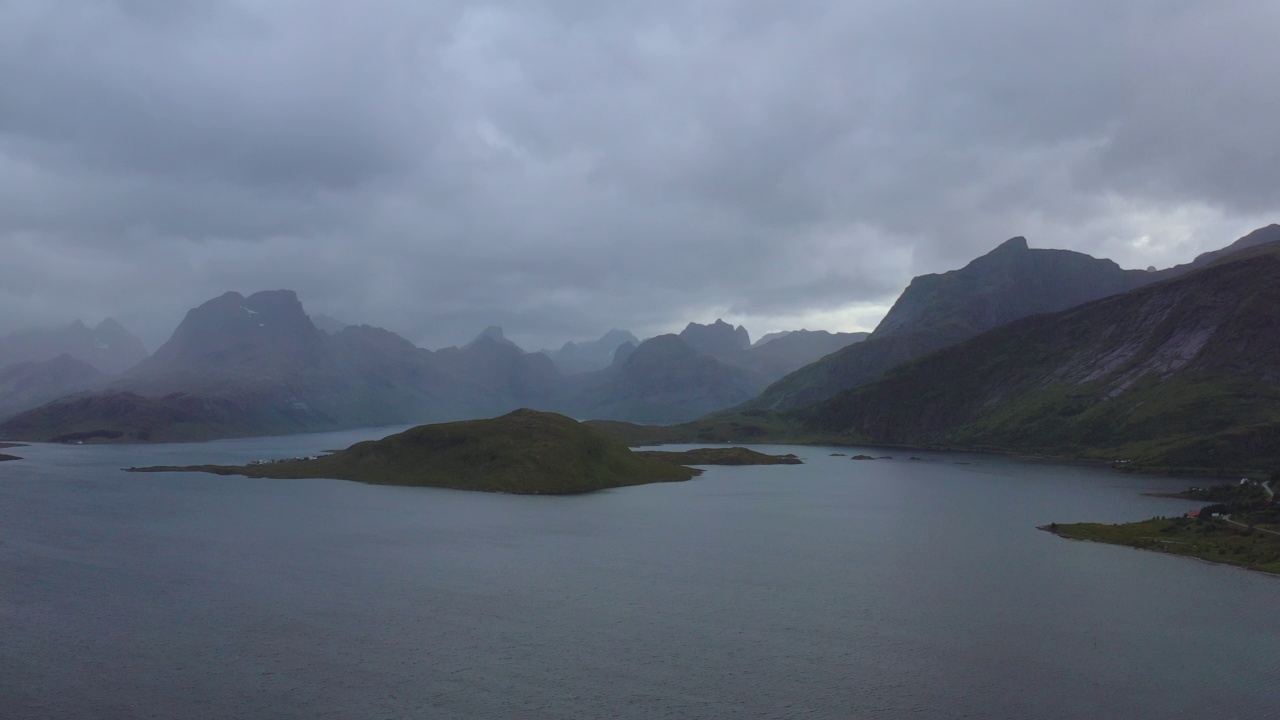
[1039,522,1280,578]
[1039,525,1280,579]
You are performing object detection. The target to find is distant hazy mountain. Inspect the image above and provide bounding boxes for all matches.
[2,292,411,440]
[748,330,868,381]
[0,354,106,421]
[0,318,146,375]
[541,329,639,375]
[796,238,1280,471]
[561,323,860,423]
[749,235,1196,410]
[0,301,590,442]
[327,324,467,425]
[464,326,522,351]
[676,321,867,384]
[679,319,751,364]
[125,290,332,389]
[572,334,765,424]
[752,331,797,348]
[434,328,566,416]
[310,314,350,334]
[611,341,637,367]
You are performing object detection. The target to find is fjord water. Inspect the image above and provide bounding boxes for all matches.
[2,433,1275,719]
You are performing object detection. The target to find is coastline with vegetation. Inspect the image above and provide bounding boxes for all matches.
[1043,478,1280,575]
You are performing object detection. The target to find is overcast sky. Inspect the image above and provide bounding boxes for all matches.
[2,0,1277,352]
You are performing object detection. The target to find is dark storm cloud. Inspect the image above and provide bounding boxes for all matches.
[1,0,1276,351]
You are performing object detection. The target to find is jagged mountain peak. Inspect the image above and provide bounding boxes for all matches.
[871,236,1147,340]
[980,236,1030,255]
[799,242,1280,469]
[244,289,305,311]
[126,289,325,383]
[94,317,126,334]
[1185,223,1280,269]
[465,326,521,351]
[679,319,751,360]
[683,318,732,332]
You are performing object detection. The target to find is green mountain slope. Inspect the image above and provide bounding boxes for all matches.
[747,226,1280,412]
[799,243,1280,472]
[748,237,1163,410]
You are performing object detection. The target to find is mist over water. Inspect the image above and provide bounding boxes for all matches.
[2,433,1276,719]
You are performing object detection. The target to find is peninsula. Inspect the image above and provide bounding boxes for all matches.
[1044,479,1280,574]
[128,409,803,494]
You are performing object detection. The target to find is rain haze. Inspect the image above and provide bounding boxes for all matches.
[2,0,1277,351]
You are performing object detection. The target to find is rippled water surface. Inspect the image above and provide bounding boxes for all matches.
[2,431,1276,719]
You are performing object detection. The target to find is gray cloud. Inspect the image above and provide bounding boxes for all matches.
[1,0,1276,352]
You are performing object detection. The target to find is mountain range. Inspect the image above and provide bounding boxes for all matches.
[0,296,866,440]
[595,227,1280,473]
[0,318,146,375]
[540,329,639,375]
[3,224,1277,464]
[747,225,1280,411]
[792,237,1280,471]
[0,318,148,420]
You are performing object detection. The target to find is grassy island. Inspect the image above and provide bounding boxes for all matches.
[1045,480,1280,574]
[0,453,21,462]
[128,409,803,494]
